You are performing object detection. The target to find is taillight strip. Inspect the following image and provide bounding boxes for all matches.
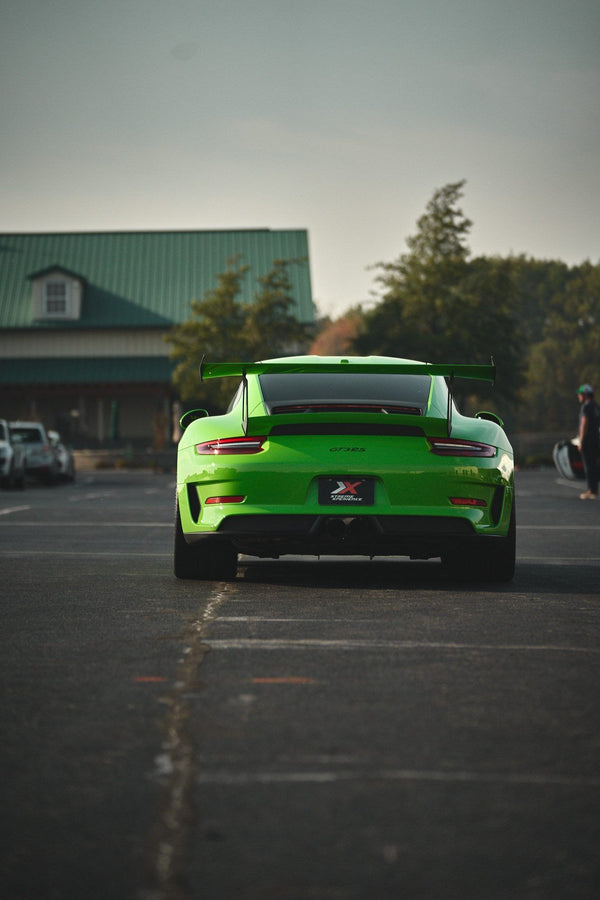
[195,436,266,455]
[428,437,496,457]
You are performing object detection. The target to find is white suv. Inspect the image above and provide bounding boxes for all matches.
[0,419,26,488]
[9,421,59,484]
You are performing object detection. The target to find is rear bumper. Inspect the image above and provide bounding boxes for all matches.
[26,462,54,475]
[183,512,507,560]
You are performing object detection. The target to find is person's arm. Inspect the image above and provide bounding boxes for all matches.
[578,406,589,449]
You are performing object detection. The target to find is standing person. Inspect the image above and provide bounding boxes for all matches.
[577,384,599,499]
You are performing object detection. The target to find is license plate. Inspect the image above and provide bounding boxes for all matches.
[318,477,375,506]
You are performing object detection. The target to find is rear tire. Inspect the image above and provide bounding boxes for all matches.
[174,496,237,580]
[443,501,516,583]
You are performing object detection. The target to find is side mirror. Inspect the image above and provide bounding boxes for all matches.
[179,409,209,430]
[475,410,504,428]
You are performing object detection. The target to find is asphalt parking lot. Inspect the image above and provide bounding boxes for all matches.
[1,467,598,900]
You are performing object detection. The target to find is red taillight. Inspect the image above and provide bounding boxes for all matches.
[205,495,245,505]
[428,437,496,457]
[195,436,267,455]
[450,497,487,507]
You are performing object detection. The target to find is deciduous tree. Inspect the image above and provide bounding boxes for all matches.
[165,257,309,410]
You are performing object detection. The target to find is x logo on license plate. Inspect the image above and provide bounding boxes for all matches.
[331,480,362,496]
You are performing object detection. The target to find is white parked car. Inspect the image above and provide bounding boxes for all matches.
[0,418,26,489]
[9,421,59,484]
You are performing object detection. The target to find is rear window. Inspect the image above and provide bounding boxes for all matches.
[258,373,431,413]
[10,426,44,444]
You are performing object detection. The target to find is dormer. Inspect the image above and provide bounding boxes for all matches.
[28,266,86,321]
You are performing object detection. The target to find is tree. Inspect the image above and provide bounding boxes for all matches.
[165,257,310,410]
[402,180,472,274]
[504,255,572,347]
[355,181,473,360]
[309,310,363,355]
[165,258,248,409]
[522,261,600,431]
[243,258,308,358]
[353,181,525,410]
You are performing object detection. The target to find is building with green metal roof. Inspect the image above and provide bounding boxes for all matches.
[0,229,314,445]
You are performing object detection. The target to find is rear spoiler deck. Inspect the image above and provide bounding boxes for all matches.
[199,358,496,436]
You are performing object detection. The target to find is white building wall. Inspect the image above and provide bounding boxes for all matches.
[0,329,169,357]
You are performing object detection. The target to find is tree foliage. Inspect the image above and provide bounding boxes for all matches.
[523,261,600,431]
[165,257,309,410]
[353,181,525,411]
[309,310,363,356]
[309,180,600,433]
[243,260,309,357]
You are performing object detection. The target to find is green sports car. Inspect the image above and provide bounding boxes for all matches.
[174,356,515,582]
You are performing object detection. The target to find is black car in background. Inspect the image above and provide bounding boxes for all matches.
[553,437,600,480]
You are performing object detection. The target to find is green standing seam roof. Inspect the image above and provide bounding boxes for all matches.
[0,357,175,386]
[0,229,314,330]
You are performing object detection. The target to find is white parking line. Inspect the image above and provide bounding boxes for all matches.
[0,521,171,527]
[518,525,600,530]
[0,505,31,516]
[207,638,599,654]
[217,616,370,623]
[518,556,600,563]
[0,550,171,557]
[195,768,600,787]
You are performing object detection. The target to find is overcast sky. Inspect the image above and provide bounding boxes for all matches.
[2,0,599,316]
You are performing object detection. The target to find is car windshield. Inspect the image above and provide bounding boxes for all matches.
[0,423,6,441]
[10,427,44,443]
[258,373,431,414]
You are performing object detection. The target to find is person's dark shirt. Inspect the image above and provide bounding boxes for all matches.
[580,398,600,447]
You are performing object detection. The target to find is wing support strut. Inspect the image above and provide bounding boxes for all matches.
[446,371,455,437]
[445,357,495,436]
[241,371,249,435]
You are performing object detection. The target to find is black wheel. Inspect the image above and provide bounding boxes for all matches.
[174,496,237,580]
[486,501,516,582]
[5,463,25,490]
[443,501,516,583]
[3,461,17,489]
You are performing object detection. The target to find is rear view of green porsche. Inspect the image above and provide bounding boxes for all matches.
[175,356,515,582]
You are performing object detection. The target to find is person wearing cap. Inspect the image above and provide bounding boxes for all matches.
[577,383,599,499]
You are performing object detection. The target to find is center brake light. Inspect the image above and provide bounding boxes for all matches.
[428,437,496,457]
[195,436,267,455]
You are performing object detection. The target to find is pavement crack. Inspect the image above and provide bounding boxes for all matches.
[140,584,233,900]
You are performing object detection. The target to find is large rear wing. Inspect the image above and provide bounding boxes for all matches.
[200,359,496,382]
[199,358,496,436]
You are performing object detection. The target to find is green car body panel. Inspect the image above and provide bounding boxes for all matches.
[174,356,515,581]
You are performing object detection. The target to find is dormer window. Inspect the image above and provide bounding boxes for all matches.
[44,280,71,316]
[29,266,84,321]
